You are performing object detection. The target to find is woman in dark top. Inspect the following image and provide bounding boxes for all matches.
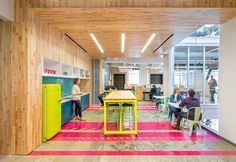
[170,88,183,103]
[169,88,183,118]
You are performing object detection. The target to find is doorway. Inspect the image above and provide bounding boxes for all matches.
[114,74,125,90]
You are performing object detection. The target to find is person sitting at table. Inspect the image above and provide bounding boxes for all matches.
[98,79,116,106]
[172,89,200,130]
[170,88,183,118]
[149,85,158,100]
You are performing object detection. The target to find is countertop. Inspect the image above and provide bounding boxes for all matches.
[61,92,89,103]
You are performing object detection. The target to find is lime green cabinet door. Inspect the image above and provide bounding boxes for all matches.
[42,84,61,142]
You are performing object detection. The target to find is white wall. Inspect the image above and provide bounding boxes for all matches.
[219,16,236,144]
[163,55,169,96]
[139,64,148,85]
[168,47,175,96]
[0,0,14,21]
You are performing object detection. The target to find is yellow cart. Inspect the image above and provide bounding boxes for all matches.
[104,90,138,136]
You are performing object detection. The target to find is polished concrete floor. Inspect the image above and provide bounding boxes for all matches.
[2,101,236,162]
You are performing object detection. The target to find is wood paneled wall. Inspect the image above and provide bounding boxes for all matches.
[21,0,236,8]
[0,0,92,154]
[37,15,92,72]
[0,20,13,154]
[39,17,92,93]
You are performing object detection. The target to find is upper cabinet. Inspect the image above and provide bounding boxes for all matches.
[43,58,90,79]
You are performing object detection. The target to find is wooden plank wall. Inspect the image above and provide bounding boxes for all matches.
[25,0,236,8]
[0,0,92,154]
[38,16,92,93]
[0,20,13,154]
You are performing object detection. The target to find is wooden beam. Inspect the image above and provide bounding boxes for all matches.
[27,0,236,8]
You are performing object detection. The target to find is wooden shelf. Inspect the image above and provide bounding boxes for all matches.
[43,58,61,75]
[43,58,90,79]
[73,67,80,76]
[62,63,73,76]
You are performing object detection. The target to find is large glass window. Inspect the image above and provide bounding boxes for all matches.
[173,25,219,105]
[205,47,219,104]
[128,70,139,85]
[172,24,220,133]
[174,46,188,90]
[189,46,204,102]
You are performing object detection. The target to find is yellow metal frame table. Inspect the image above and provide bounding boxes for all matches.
[104,90,138,136]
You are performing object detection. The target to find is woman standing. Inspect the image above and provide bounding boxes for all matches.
[72,78,85,121]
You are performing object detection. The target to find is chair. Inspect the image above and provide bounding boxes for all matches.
[181,107,204,136]
[168,105,174,122]
[154,91,162,107]
[159,97,169,114]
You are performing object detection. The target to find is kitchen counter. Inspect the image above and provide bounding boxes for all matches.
[61,92,89,103]
[61,92,90,125]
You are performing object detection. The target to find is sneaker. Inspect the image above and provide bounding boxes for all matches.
[75,117,86,121]
[79,118,86,121]
[172,125,181,130]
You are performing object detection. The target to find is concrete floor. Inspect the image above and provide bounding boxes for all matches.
[1,101,236,162]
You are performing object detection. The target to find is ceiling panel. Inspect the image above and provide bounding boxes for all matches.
[33,8,236,58]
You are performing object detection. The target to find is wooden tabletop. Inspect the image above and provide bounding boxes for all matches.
[104,90,136,100]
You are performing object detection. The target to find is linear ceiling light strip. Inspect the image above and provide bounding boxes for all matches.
[121,33,125,53]
[141,33,156,53]
[90,33,104,53]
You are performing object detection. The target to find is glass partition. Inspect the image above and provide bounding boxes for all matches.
[172,24,220,132]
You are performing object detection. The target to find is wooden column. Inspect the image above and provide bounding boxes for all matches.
[0,20,13,154]
[0,1,43,154]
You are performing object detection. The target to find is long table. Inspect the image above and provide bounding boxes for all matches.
[104,90,138,136]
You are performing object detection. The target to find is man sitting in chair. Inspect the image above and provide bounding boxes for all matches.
[98,79,116,106]
[172,89,200,130]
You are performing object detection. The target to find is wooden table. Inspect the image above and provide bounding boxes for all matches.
[104,90,138,136]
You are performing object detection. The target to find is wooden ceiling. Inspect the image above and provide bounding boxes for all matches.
[28,0,236,8]
[33,8,236,58]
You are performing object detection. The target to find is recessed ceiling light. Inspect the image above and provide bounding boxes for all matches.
[90,33,104,53]
[121,33,125,53]
[141,33,156,53]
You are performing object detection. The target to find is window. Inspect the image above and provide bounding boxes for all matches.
[128,70,139,85]
[150,74,163,84]
[172,24,220,133]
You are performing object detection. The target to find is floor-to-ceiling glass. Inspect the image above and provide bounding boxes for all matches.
[173,24,220,132]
